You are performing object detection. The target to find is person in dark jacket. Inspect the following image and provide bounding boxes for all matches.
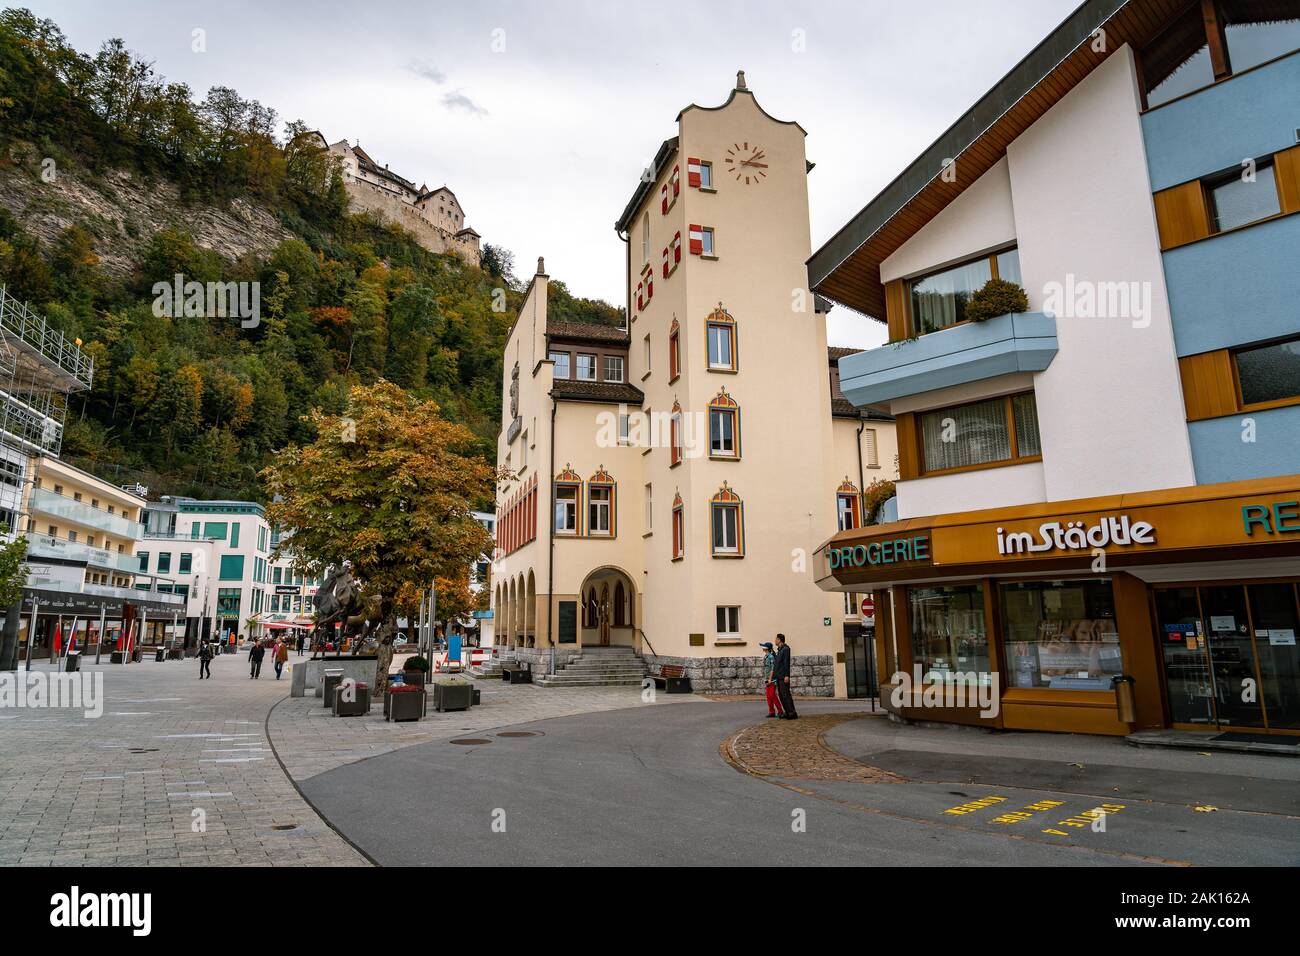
[249,641,265,679]
[198,641,212,679]
[772,633,797,719]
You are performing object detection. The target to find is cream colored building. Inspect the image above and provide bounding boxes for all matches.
[491,75,897,697]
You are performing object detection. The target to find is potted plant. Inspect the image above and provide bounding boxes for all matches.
[386,683,426,722]
[964,278,1029,323]
[402,655,431,687]
[433,676,473,713]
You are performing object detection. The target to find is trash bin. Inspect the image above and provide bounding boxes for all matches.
[322,669,345,709]
[1112,674,1137,723]
[64,653,80,673]
[155,648,165,662]
[131,647,143,663]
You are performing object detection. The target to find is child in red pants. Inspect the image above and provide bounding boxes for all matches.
[760,641,783,717]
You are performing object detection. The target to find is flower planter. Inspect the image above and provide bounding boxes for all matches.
[433,681,473,713]
[332,683,371,717]
[386,689,426,722]
[401,671,426,688]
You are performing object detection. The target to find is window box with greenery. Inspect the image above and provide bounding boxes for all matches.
[401,655,430,687]
[906,248,1022,335]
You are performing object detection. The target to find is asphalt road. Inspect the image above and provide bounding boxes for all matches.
[301,700,1300,866]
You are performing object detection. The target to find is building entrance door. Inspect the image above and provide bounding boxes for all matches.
[844,622,877,700]
[1154,582,1300,734]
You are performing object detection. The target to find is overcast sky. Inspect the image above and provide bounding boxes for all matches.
[27,0,1081,348]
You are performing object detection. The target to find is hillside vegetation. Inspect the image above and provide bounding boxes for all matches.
[0,7,621,504]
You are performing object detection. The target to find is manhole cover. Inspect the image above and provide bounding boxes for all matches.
[496,731,542,738]
[450,738,492,746]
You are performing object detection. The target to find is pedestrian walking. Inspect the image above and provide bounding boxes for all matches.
[759,641,783,717]
[274,639,289,680]
[772,633,797,719]
[199,641,212,680]
[296,632,305,656]
[249,641,265,679]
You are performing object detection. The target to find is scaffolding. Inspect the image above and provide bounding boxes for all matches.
[0,285,93,459]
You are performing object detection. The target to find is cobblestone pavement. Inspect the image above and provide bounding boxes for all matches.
[269,671,709,782]
[723,712,905,783]
[0,652,711,867]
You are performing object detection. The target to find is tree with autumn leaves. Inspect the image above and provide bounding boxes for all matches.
[261,380,495,689]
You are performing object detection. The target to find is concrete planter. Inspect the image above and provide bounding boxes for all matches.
[433,682,473,712]
[385,690,426,722]
[332,684,371,717]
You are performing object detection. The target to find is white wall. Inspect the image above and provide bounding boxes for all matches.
[881,157,1017,284]
[1007,46,1194,500]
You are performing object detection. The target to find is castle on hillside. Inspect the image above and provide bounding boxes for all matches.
[307,133,481,265]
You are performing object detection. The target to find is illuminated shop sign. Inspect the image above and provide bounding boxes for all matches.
[828,534,930,570]
[996,515,1155,556]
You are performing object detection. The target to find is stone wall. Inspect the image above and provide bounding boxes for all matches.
[343,181,480,265]
[644,653,834,697]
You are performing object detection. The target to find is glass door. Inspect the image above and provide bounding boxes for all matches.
[1247,583,1300,730]
[1154,587,1215,726]
[1200,586,1265,728]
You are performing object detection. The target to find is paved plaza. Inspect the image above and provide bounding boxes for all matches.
[3,651,1299,867]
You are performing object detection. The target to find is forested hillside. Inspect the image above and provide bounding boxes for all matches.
[0,7,621,505]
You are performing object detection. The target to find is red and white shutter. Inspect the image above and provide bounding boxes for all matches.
[673,231,682,265]
[637,281,644,311]
[660,183,668,215]
[688,225,704,255]
[687,158,702,188]
[672,164,681,197]
[662,246,669,278]
[645,269,653,300]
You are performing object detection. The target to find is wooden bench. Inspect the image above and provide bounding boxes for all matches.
[650,663,692,694]
[501,661,532,685]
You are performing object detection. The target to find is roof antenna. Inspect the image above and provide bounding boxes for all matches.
[736,70,747,91]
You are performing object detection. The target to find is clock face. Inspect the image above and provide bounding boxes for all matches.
[724,141,767,185]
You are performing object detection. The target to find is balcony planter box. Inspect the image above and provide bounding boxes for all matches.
[838,312,1059,408]
[332,683,371,717]
[433,680,473,713]
[385,688,426,722]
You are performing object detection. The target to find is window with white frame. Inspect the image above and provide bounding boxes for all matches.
[576,354,597,381]
[712,502,741,555]
[588,486,612,536]
[549,351,571,379]
[554,485,579,533]
[716,605,740,637]
[604,355,624,383]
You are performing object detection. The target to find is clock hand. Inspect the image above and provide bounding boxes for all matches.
[740,160,769,168]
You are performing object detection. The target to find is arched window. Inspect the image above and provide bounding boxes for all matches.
[585,586,598,628]
[837,478,862,530]
[668,317,681,383]
[670,401,683,467]
[614,581,626,627]
[671,491,685,561]
[554,465,582,535]
[710,482,745,558]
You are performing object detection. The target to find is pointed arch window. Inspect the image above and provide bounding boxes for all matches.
[708,389,741,459]
[836,478,862,531]
[670,401,684,468]
[671,491,685,561]
[614,580,627,627]
[584,586,599,627]
[554,465,582,535]
[668,318,681,383]
[706,303,737,372]
[710,483,745,558]
[588,466,616,537]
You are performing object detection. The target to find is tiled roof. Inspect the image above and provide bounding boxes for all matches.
[828,346,864,362]
[546,319,630,344]
[828,345,892,421]
[551,379,645,405]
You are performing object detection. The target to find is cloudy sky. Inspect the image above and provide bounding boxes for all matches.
[28,0,1080,348]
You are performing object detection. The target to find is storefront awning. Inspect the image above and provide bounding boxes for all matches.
[816,475,1300,590]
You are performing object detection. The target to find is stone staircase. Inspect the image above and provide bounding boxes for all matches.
[469,656,504,678]
[534,646,648,688]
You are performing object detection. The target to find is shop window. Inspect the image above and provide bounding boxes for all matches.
[908,584,992,686]
[710,483,744,557]
[918,392,1041,475]
[1235,335,1300,407]
[708,390,740,459]
[1000,579,1123,691]
[1207,161,1280,232]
